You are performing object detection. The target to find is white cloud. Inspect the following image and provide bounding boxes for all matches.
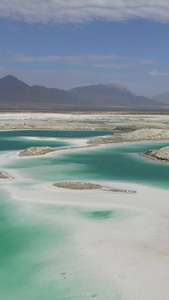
[5,52,126,63]
[136,59,156,64]
[149,68,169,76]
[4,51,154,69]
[0,1,169,23]
[91,63,133,69]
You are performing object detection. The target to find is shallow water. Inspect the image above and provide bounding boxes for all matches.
[0,129,115,138]
[0,129,116,152]
[1,130,169,299]
[6,140,169,189]
[0,189,123,300]
[0,130,124,300]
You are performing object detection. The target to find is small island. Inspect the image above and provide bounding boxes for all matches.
[19,146,55,157]
[53,181,136,193]
[143,146,169,162]
[88,128,169,146]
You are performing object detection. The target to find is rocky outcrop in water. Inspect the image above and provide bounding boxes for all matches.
[0,170,11,179]
[88,128,169,146]
[19,146,55,156]
[53,181,136,193]
[144,146,169,162]
[116,128,169,141]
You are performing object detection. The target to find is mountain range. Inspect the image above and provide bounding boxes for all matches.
[0,75,167,111]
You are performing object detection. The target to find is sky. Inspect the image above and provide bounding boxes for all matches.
[0,1,169,97]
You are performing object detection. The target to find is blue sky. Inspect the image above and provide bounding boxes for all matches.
[0,1,169,97]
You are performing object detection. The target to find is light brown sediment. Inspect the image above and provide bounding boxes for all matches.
[0,170,11,180]
[53,181,136,193]
[142,146,169,162]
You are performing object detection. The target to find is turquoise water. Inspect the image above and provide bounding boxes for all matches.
[0,130,115,152]
[0,136,70,152]
[0,130,124,300]
[6,140,169,189]
[0,191,68,300]
[1,130,169,299]
[0,190,122,300]
[0,129,115,138]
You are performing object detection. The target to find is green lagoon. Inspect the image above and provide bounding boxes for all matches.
[5,138,169,189]
[0,130,115,152]
[0,130,169,299]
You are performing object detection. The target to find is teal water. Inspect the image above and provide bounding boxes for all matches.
[0,190,68,300]
[0,130,124,300]
[6,140,169,189]
[0,136,70,152]
[1,130,169,299]
[0,130,115,152]
[0,129,115,138]
[0,190,122,300]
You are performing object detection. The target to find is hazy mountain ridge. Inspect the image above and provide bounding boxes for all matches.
[0,75,165,111]
[152,92,169,105]
[69,84,156,107]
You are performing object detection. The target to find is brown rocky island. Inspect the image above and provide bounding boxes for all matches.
[53,181,136,193]
[143,146,169,162]
[19,146,55,157]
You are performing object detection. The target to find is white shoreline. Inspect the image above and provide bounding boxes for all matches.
[1,112,169,120]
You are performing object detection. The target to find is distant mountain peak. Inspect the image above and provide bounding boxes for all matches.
[0,75,30,87]
[3,75,15,79]
[1,74,22,81]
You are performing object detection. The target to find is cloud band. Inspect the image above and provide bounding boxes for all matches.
[0,1,169,23]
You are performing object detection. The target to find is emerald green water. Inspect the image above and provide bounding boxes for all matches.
[0,130,115,152]
[1,130,169,299]
[7,140,169,189]
[0,130,124,300]
[0,190,122,300]
[0,191,68,299]
[0,129,115,139]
